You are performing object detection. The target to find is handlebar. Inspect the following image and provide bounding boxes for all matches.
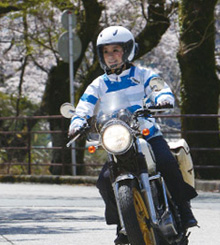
[66,104,173,146]
[133,104,173,119]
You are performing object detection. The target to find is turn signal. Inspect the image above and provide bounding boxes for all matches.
[88,145,96,153]
[142,128,150,136]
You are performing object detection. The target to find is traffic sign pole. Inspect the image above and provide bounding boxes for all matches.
[68,11,76,176]
[59,10,81,176]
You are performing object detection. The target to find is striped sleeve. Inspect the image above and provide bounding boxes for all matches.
[71,78,100,126]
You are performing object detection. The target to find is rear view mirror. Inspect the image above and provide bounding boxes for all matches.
[142,77,165,107]
[60,103,75,118]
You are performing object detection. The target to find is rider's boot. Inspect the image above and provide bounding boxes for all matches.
[114,226,129,245]
[178,201,198,229]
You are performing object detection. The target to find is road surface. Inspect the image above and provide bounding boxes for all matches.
[0,183,219,244]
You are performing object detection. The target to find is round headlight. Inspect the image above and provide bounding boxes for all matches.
[101,123,132,154]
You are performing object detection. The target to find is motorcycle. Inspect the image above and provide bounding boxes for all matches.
[60,79,195,245]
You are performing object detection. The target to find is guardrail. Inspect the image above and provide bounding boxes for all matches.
[0,114,219,175]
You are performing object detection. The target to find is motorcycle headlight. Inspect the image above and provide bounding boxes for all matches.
[101,121,132,154]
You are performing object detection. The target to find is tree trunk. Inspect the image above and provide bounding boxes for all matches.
[41,1,104,176]
[177,0,220,179]
[136,0,170,58]
[42,62,72,175]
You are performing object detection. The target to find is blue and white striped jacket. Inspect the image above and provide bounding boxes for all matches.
[69,65,174,140]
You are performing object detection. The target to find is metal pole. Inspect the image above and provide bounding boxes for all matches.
[68,11,76,176]
[27,118,32,175]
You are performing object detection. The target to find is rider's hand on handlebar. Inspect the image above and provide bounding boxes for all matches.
[68,116,87,138]
[68,126,80,138]
[156,101,173,108]
[148,101,173,111]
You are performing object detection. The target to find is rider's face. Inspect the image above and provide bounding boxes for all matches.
[103,44,124,70]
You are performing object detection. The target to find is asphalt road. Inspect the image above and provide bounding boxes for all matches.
[0,183,219,245]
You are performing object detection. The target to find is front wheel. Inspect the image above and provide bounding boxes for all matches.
[118,180,158,245]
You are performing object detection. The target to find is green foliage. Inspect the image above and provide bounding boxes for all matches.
[0,91,37,117]
[0,91,51,175]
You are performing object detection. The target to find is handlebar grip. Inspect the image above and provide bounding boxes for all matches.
[148,104,173,110]
[66,130,81,147]
[69,129,81,139]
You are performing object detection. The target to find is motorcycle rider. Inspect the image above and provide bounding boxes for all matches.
[69,26,198,244]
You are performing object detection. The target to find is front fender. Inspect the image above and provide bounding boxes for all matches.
[115,173,136,183]
[112,174,137,233]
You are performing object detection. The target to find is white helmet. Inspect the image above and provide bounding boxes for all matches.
[96,26,136,71]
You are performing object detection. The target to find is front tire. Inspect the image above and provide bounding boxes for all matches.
[118,180,158,245]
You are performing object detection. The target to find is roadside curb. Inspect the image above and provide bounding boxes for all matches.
[0,175,98,185]
[195,179,220,192]
[0,175,219,192]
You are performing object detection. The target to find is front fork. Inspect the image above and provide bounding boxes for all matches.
[142,173,178,237]
[107,154,126,234]
[140,172,159,226]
